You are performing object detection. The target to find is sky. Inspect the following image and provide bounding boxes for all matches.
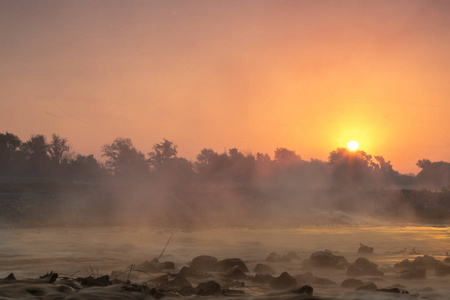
[1,0,449,174]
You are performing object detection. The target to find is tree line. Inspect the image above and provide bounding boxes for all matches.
[1,132,449,190]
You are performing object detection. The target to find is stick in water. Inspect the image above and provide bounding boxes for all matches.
[157,233,173,262]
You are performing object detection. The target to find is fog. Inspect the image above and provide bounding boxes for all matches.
[1,132,450,298]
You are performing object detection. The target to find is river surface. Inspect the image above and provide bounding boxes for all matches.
[0,224,449,299]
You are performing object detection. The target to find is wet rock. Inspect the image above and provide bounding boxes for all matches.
[347,257,384,276]
[223,266,247,280]
[435,262,450,276]
[3,273,16,280]
[135,260,158,273]
[293,272,313,285]
[355,282,378,291]
[195,280,222,296]
[341,278,363,288]
[358,243,374,254]
[149,274,169,285]
[216,258,249,272]
[285,251,301,261]
[310,276,337,285]
[121,284,149,293]
[394,259,411,268]
[291,285,314,296]
[149,287,165,299]
[270,272,297,290]
[79,275,111,287]
[165,276,192,288]
[378,287,410,294]
[223,289,246,296]
[150,257,159,264]
[411,255,439,269]
[266,252,283,262]
[39,271,58,283]
[304,250,349,270]
[190,255,218,272]
[178,286,195,297]
[400,267,426,279]
[179,266,210,278]
[253,273,274,284]
[156,261,175,270]
[253,263,276,275]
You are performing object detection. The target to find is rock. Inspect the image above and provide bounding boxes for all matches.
[444,257,450,263]
[156,261,175,270]
[150,257,159,264]
[39,271,58,283]
[223,289,246,296]
[190,255,218,272]
[135,261,158,273]
[165,276,192,288]
[310,276,337,285]
[3,273,16,280]
[291,285,313,296]
[195,280,222,296]
[149,274,169,285]
[435,262,450,276]
[411,255,439,269]
[266,252,283,262]
[179,266,210,278]
[223,266,247,280]
[149,287,165,299]
[358,244,374,254]
[79,275,111,287]
[270,272,297,290]
[285,251,301,261]
[253,263,276,275]
[121,284,149,293]
[253,274,274,284]
[394,259,411,268]
[304,250,349,270]
[378,287,410,294]
[400,267,426,279]
[341,278,363,288]
[355,282,378,291]
[347,257,384,276]
[178,286,195,296]
[216,258,249,272]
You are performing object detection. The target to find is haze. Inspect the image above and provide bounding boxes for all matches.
[1,0,450,173]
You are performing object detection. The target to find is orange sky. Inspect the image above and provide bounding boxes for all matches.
[1,1,449,174]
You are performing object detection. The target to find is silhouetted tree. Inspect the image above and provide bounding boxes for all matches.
[0,132,22,175]
[48,134,71,165]
[102,138,148,177]
[148,139,193,182]
[21,135,51,176]
[328,147,375,188]
[148,139,177,169]
[274,148,302,164]
[416,159,450,190]
[70,154,104,180]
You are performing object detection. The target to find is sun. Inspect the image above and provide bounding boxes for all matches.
[347,140,359,151]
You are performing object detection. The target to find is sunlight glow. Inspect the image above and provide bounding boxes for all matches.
[347,140,359,151]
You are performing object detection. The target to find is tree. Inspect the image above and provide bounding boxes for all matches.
[21,135,51,176]
[0,132,22,175]
[48,134,71,165]
[102,138,148,177]
[328,147,375,188]
[70,154,104,180]
[148,139,177,169]
[416,159,450,189]
[274,148,302,164]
